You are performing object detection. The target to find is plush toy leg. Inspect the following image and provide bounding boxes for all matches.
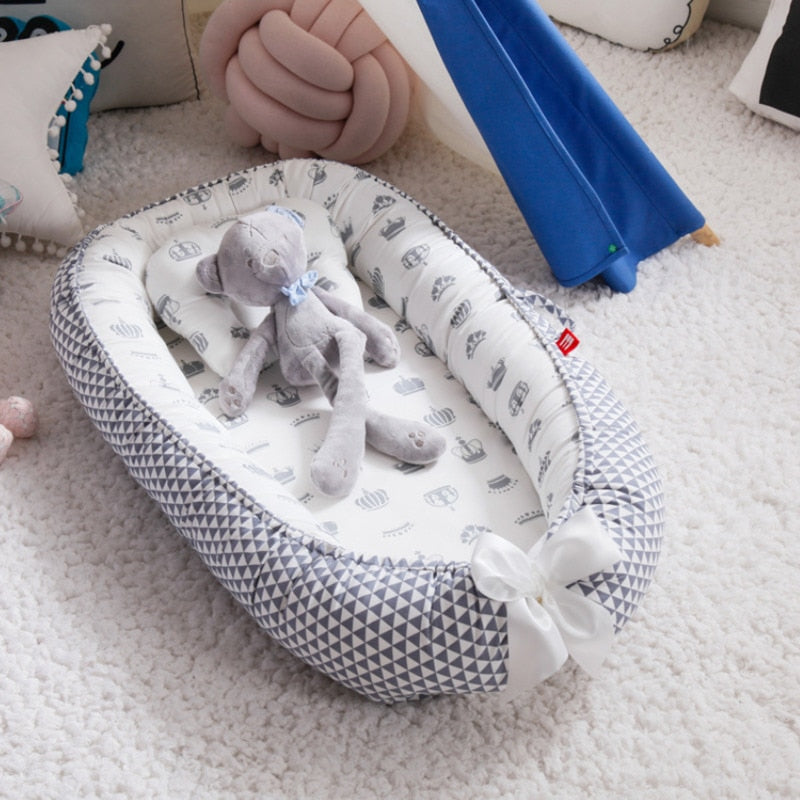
[302,330,368,497]
[364,410,446,465]
[314,373,446,465]
[315,290,400,368]
[218,326,276,417]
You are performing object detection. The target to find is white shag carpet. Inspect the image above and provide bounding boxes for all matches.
[1,17,798,800]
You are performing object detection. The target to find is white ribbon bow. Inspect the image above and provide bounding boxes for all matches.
[472,506,622,694]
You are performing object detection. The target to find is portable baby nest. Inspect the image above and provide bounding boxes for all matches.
[50,159,664,702]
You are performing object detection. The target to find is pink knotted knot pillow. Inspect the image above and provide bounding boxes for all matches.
[199,0,412,164]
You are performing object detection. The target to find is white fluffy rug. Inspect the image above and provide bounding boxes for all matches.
[2,17,798,800]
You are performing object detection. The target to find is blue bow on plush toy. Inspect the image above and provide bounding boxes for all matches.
[281,270,318,306]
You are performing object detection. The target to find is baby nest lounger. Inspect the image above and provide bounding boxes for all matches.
[50,159,664,703]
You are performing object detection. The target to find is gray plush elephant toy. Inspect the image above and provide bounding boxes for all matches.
[195,207,446,497]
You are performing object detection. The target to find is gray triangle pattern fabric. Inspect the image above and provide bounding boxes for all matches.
[50,243,508,702]
[563,357,664,630]
[508,287,664,632]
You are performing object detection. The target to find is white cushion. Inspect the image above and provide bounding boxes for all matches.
[0,26,106,251]
[730,0,800,131]
[538,0,711,50]
[1,0,198,109]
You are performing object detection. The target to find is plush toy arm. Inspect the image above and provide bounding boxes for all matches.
[219,316,278,417]
[313,287,400,368]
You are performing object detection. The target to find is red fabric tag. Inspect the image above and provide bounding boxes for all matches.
[556,328,580,355]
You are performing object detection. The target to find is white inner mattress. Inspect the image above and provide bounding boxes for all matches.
[137,174,582,567]
[160,281,549,564]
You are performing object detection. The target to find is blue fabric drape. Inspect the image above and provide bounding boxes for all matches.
[416,0,705,291]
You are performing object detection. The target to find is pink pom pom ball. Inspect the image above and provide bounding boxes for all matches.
[0,396,37,439]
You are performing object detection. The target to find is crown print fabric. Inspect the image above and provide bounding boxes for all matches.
[160,279,559,565]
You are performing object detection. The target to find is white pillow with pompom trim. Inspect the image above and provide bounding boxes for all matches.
[0,25,109,253]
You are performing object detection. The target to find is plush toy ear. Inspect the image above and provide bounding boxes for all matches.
[265,205,306,229]
[196,254,224,294]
